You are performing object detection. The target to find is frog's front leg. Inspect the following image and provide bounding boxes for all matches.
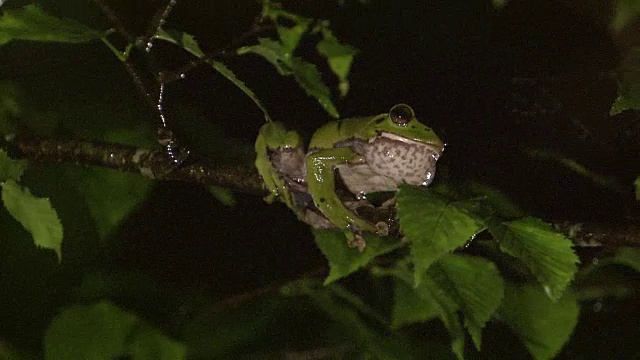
[255,122,303,210]
[306,147,387,248]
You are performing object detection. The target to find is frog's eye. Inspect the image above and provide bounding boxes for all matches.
[389,104,414,126]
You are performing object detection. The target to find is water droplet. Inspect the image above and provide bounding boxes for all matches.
[593,302,602,312]
[421,172,433,186]
[464,233,477,248]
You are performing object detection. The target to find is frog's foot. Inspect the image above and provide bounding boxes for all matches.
[344,199,375,211]
[375,221,389,236]
[344,221,387,252]
[380,198,396,209]
[346,231,367,252]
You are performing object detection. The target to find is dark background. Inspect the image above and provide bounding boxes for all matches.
[1,0,638,358]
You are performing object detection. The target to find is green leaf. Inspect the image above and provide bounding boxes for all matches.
[0,340,31,360]
[432,254,505,350]
[75,167,152,239]
[0,80,22,134]
[612,0,640,32]
[239,38,339,118]
[261,2,312,52]
[610,93,639,115]
[208,60,274,121]
[207,185,236,206]
[155,29,272,122]
[182,297,278,358]
[327,283,389,326]
[492,0,509,10]
[45,301,185,360]
[524,149,627,193]
[419,273,465,360]
[498,284,579,360]
[439,309,465,360]
[610,47,640,115]
[635,176,640,201]
[391,278,441,328]
[466,181,525,218]
[317,27,358,97]
[290,57,339,117]
[396,185,486,285]
[1,179,63,261]
[284,279,419,359]
[606,247,640,272]
[313,229,402,284]
[583,247,640,274]
[277,21,310,53]
[44,302,139,360]
[239,38,293,75]
[0,150,27,182]
[126,325,187,360]
[154,28,205,57]
[385,262,464,359]
[388,255,504,356]
[491,217,579,300]
[0,4,102,46]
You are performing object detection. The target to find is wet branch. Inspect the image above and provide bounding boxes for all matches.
[7,134,264,196]
[5,135,639,250]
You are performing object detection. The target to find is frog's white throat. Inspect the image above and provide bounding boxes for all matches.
[336,131,442,197]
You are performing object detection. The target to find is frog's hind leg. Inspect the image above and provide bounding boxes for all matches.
[306,147,383,242]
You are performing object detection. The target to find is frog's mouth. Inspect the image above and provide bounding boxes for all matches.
[375,132,444,160]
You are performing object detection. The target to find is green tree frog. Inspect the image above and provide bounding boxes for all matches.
[255,104,444,250]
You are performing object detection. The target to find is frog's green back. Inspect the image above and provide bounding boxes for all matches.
[308,114,383,149]
[308,105,443,150]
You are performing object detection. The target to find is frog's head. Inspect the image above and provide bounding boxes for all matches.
[357,104,445,187]
[367,104,443,149]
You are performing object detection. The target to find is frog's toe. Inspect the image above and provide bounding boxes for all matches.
[263,193,277,204]
[380,198,396,209]
[375,221,389,236]
[347,231,367,252]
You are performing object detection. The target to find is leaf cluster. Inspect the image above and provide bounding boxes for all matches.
[316,184,583,359]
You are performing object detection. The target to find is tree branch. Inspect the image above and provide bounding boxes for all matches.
[5,135,639,250]
[7,134,264,195]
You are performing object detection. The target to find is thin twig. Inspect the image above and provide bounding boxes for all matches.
[144,0,178,52]
[121,58,159,111]
[94,0,162,114]
[200,265,326,316]
[93,0,135,42]
[161,20,274,84]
